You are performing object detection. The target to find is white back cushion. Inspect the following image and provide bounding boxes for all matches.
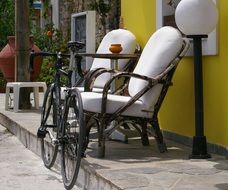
[90,29,136,88]
[128,26,183,110]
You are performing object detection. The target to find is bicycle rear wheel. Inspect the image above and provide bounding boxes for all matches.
[39,84,58,168]
[61,88,85,190]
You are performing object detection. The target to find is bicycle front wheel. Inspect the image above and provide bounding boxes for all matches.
[61,88,85,190]
[40,84,58,169]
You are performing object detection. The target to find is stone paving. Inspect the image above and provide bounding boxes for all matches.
[0,124,80,190]
[0,93,228,190]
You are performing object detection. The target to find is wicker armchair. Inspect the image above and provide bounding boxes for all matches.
[81,26,190,158]
[61,29,138,99]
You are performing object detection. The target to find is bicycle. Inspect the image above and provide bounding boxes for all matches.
[30,41,86,190]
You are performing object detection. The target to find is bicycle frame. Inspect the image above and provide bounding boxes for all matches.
[31,52,71,140]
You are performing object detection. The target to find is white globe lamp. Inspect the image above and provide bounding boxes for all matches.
[175,0,218,35]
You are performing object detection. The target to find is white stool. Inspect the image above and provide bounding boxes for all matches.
[5,82,47,112]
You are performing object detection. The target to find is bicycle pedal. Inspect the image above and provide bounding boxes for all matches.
[37,128,47,138]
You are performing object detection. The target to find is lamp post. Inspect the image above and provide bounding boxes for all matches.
[175,0,218,159]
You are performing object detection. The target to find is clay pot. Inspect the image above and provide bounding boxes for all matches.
[109,44,123,54]
[0,36,42,82]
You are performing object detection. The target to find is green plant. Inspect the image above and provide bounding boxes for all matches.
[90,0,111,35]
[0,0,69,85]
[38,57,70,86]
[0,70,6,90]
[31,23,69,84]
[0,0,15,48]
[38,58,55,85]
[90,0,111,17]
[0,1,44,48]
[38,0,51,19]
[31,23,68,53]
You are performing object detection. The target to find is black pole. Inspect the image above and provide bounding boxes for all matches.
[188,35,211,159]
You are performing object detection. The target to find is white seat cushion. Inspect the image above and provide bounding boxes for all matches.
[81,92,153,118]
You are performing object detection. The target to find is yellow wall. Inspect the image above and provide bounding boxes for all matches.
[122,0,228,147]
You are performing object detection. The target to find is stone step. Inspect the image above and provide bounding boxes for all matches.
[0,112,121,190]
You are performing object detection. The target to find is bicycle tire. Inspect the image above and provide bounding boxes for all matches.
[61,88,85,190]
[40,84,59,169]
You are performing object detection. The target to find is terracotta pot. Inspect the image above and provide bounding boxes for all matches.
[0,36,42,82]
[109,44,123,54]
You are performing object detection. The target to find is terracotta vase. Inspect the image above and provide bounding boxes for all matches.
[109,44,123,54]
[0,36,42,82]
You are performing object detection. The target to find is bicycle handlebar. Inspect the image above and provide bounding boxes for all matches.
[29,51,70,72]
[30,51,70,58]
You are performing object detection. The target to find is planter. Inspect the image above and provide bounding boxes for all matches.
[109,44,123,54]
[0,36,42,82]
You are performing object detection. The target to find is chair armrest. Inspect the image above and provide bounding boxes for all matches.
[72,54,100,86]
[100,72,160,121]
[84,68,118,92]
[77,52,140,91]
[104,72,159,92]
[100,60,178,122]
[84,68,107,91]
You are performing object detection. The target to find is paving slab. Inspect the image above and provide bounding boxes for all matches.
[0,93,228,190]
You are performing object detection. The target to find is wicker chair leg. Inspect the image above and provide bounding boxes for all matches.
[151,116,167,153]
[141,122,150,146]
[97,121,106,158]
[98,141,105,158]
[83,116,95,153]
